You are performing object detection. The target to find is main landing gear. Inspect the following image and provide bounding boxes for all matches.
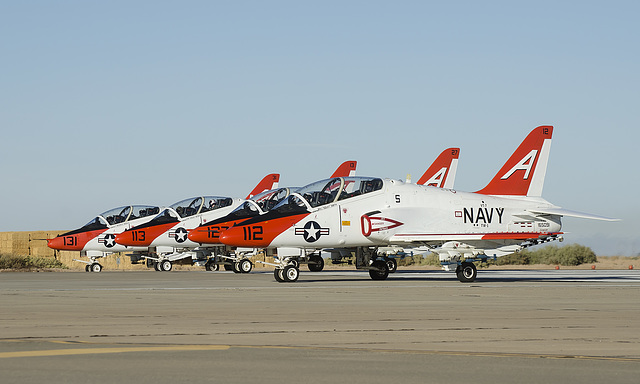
[455,262,477,283]
[307,255,324,272]
[271,248,393,283]
[368,259,390,280]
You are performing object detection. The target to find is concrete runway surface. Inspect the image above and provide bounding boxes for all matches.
[0,268,638,383]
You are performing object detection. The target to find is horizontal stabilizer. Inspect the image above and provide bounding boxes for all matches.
[528,207,620,221]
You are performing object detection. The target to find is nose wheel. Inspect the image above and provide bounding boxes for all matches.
[274,265,299,282]
[238,259,253,273]
[154,260,172,272]
[87,263,102,273]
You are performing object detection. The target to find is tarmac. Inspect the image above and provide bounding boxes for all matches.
[0,268,639,383]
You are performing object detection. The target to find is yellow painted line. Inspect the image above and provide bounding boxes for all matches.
[2,342,638,363]
[0,345,229,359]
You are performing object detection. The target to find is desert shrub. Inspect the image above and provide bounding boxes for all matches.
[0,254,67,270]
[374,244,597,267]
[396,253,440,267]
[497,244,596,266]
[495,252,531,265]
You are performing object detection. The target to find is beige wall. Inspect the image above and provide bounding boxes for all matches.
[0,231,63,258]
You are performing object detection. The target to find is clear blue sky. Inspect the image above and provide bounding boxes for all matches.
[1,1,638,255]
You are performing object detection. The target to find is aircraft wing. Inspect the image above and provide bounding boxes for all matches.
[387,232,560,243]
[527,207,620,221]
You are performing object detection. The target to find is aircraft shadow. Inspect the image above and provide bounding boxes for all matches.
[290,269,639,284]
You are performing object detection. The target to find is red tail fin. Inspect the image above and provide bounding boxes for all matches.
[246,173,280,199]
[475,126,553,196]
[331,161,357,178]
[417,148,460,188]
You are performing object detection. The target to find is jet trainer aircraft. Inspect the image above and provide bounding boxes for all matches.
[187,152,457,273]
[219,126,617,283]
[187,161,358,271]
[47,205,161,272]
[113,174,279,272]
[325,147,460,272]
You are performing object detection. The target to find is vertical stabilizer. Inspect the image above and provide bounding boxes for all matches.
[475,126,553,196]
[246,173,280,199]
[417,148,460,189]
[331,161,357,178]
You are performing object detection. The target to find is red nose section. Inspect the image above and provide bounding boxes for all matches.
[115,223,176,247]
[219,226,270,248]
[47,236,65,250]
[47,229,107,251]
[187,227,210,244]
[188,225,226,244]
[219,213,309,248]
[187,220,246,244]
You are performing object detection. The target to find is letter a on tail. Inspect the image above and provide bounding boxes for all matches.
[417,148,460,189]
[476,126,553,197]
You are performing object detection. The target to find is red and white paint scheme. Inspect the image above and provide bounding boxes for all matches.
[220,126,618,283]
[112,173,279,271]
[415,147,459,189]
[47,205,161,272]
[184,161,358,272]
[188,161,358,246]
[330,160,357,178]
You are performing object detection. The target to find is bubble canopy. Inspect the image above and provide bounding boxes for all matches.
[271,177,383,214]
[78,205,161,231]
[146,196,234,226]
[221,187,296,222]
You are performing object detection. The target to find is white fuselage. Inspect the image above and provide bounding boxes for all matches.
[266,179,562,257]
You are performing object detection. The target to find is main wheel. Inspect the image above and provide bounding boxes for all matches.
[205,261,219,271]
[85,265,91,272]
[287,258,299,268]
[232,261,242,273]
[239,259,253,273]
[282,265,299,282]
[385,257,398,273]
[457,262,477,283]
[308,255,324,272]
[160,260,172,272]
[369,260,389,280]
[90,263,102,273]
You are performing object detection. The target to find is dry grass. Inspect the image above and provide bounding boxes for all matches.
[0,253,67,271]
